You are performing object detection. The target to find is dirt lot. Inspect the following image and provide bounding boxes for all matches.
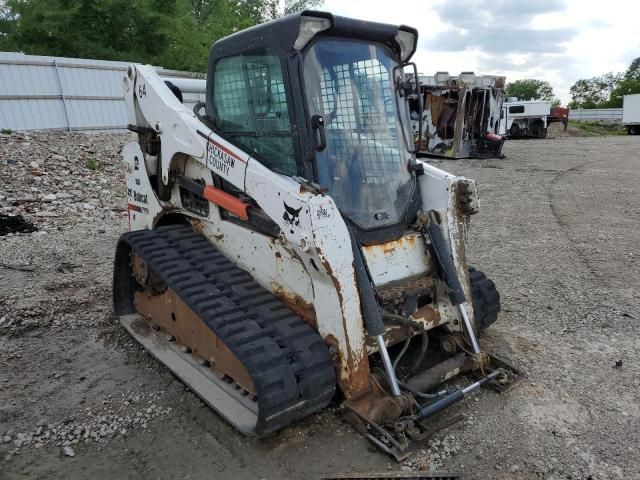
[1,130,639,479]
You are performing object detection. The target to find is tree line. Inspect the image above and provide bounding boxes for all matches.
[569,58,640,109]
[503,57,640,109]
[0,0,320,72]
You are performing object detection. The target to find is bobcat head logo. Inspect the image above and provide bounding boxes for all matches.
[283,202,302,227]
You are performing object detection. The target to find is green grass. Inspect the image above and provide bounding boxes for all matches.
[568,120,627,136]
[1,128,12,134]
[85,157,99,171]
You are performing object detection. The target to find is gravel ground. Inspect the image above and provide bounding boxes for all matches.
[1,130,638,479]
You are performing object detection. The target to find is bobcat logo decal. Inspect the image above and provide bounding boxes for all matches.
[283,202,302,227]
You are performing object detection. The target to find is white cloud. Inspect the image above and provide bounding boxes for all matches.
[320,0,640,103]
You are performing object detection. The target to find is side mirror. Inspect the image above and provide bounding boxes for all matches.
[193,101,218,130]
[394,62,422,155]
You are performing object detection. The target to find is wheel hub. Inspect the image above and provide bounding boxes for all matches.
[130,253,150,286]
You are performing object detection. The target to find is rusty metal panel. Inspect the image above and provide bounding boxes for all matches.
[362,233,430,286]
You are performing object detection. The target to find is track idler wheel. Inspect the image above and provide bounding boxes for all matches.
[129,253,166,293]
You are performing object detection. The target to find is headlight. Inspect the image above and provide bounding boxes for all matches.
[394,28,418,63]
[294,16,332,50]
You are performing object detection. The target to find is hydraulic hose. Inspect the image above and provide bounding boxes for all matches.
[383,312,429,375]
[382,312,438,398]
[413,370,501,421]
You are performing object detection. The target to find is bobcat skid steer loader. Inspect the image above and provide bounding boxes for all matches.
[112,10,522,460]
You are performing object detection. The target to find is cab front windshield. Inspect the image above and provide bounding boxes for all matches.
[303,38,414,229]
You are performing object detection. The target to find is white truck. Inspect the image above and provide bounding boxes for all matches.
[622,94,640,135]
[498,99,551,138]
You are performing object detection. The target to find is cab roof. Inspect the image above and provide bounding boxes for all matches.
[209,10,418,63]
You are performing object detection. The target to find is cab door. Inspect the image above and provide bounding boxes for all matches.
[498,106,507,135]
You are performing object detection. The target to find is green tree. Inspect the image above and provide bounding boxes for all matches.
[0,3,16,47]
[505,79,557,102]
[569,58,640,109]
[608,78,640,108]
[0,0,322,72]
[281,0,323,16]
[606,56,640,107]
[625,57,640,80]
[0,0,168,63]
[568,73,621,109]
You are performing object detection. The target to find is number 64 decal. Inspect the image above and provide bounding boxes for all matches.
[138,83,146,98]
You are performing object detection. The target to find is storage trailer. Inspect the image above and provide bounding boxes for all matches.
[623,94,640,135]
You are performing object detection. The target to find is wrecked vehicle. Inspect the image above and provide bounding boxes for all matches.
[411,72,506,159]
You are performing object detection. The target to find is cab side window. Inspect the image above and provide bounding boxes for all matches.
[213,48,297,176]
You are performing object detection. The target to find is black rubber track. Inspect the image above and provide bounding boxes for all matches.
[115,225,336,435]
[469,266,501,332]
